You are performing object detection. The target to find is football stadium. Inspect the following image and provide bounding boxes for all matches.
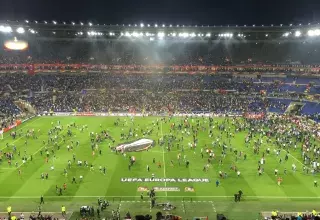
[0,20,319,220]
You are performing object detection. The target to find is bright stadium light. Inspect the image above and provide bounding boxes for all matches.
[44,21,47,24]
[0,25,12,33]
[147,24,150,27]
[172,32,176,37]
[132,32,139,37]
[155,24,158,27]
[29,29,36,34]
[170,24,172,27]
[179,32,189,38]
[283,32,290,37]
[140,23,144,28]
[308,30,315,37]
[206,33,211,37]
[295,30,301,37]
[35,21,38,24]
[16,27,25,34]
[190,32,196,37]
[72,22,75,25]
[89,22,92,26]
[53,21,57,25]
[25,20,29,23]
[125,32,131,37]
[162,24,165,27]
[315,29,320,36]
[157,32,165,38]
[80,22,84,26]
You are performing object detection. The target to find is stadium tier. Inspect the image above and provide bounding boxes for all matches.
[0,22,319,220]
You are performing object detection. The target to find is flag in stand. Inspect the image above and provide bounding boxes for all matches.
[28,64,35,75]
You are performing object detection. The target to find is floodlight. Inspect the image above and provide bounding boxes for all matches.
[53,21,57,25]
[72,22,75,25]
[295,30,301,37]
[140,23,144,27]
[0,26,12,33]
[155,24,158,27]
[283,32,290,37]
[157,32,165,38]
[206,33,211,37]
[25,20,29,23]
[308,30,315,37]
[16,27,25,34]
[89,22,93,26]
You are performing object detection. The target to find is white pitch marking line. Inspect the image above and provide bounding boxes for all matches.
[181,201,185,213]
[210,201,216,212]
[160,120,167,197]
[150,200,152,213]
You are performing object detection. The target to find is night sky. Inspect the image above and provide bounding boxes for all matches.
[0,0,320,26]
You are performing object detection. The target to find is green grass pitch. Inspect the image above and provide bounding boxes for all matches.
[0,116,319,220]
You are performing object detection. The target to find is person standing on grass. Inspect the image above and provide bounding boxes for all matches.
[277,177,282,186]
[40,195,44,204]
[61,205,66,216]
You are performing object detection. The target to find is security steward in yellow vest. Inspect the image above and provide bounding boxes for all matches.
[312,210,317,216]
[7,206,11,216]
[61,205,66,216]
